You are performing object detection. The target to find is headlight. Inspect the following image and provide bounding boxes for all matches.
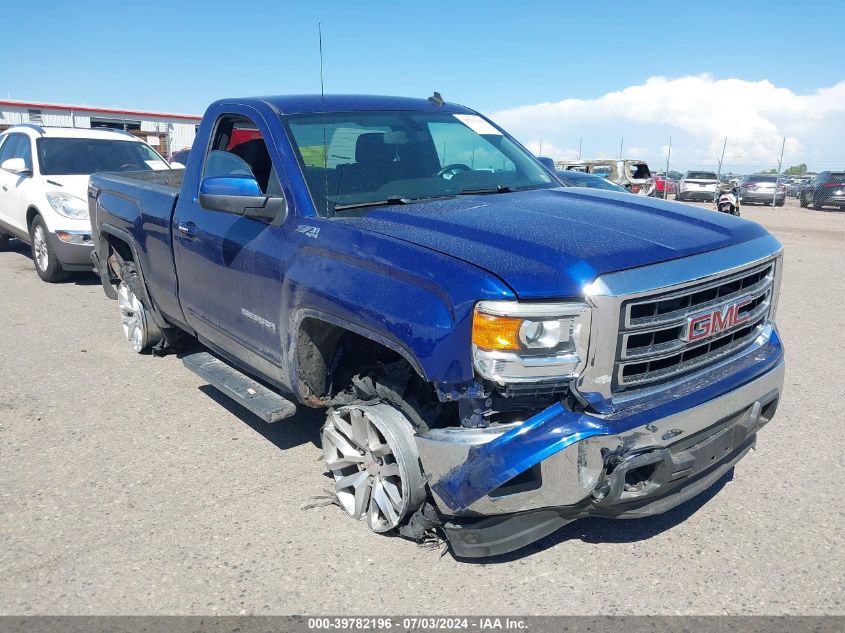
[471,301,591,384]
[46,192,89,220]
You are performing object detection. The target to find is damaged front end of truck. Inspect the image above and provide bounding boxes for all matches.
[405,235,784,557]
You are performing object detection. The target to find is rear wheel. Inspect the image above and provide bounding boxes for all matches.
[0,233,9,251]
[117,268,162,353]
[321,402,426,533]
[29,216,69,283]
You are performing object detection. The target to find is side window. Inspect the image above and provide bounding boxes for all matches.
[0,134,20,166]
[15,135,33,170]
[203,114,280,195]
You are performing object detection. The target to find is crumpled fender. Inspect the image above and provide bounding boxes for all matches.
[431,329,784,512]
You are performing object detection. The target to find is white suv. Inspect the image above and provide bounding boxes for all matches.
[676,170,719,202]
[0,125,172,282]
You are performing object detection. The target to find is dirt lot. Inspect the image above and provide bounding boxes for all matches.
[1,198,843,615]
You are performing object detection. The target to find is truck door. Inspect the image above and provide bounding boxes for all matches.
[172,110,292,385]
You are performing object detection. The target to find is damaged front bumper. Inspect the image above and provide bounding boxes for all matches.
[415,327,784,558]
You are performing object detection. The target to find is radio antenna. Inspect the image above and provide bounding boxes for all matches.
[318,22,330,207]
[318,22,325,104]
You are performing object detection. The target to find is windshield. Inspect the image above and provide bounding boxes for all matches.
[36,138,169,175]
[282,111,555,216]
[686,171,717,180]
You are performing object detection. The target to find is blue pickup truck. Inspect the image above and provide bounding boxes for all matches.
[88,94,785,558]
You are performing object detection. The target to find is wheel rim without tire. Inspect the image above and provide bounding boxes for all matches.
[118,282,150,353]
[33,224,48,271]
[322,406,412,532]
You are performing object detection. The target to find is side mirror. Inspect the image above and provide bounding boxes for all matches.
[199,176,287,223]
[537,156,556,171]
[2,157,32,176]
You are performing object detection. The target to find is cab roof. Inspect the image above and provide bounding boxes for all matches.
[223,94,475,115]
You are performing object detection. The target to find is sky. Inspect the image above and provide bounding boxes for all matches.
[2,0,844,172]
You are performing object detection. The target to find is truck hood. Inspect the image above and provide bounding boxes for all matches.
[39,174,91,202]
[336,188,769,299]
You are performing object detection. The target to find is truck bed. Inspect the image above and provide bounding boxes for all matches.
[89,168,185,328]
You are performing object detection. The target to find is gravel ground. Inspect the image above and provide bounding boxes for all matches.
[0,199,842,615]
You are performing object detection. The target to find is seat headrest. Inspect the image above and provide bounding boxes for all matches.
[355,133,394,164]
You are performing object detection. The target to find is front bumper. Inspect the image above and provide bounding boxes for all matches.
[416,331,784,557]
[48,230,95,271]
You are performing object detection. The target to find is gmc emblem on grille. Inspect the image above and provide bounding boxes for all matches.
[682,296,753,342]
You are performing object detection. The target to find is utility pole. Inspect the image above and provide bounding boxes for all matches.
[773,136,786,208]
[619,137,624,160]
[578,137,582,160]
[715,137,727,203]
[538,140,542,156]
[664,137,672,199]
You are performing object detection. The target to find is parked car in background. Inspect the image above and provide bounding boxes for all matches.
[785,177,811,198]
[740,174,786,206]
[0,124,173,282]
[652,173,678,198]
[558,159,655,194]
[799,171,845,210]
[676,171,719,202]
[555,170,630,193]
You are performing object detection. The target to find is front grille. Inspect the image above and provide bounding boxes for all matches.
[614,260,775,391]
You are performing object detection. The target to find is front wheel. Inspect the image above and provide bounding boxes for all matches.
[29,216,69,283]
[117,272,162,353]
[321,402,426,533]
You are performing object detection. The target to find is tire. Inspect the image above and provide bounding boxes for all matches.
[800,194,808,208]
[321,402,426,533]
[29,215,70,283]
[675,192,684,201]
[0,233,10,251]
[116,263,163,353]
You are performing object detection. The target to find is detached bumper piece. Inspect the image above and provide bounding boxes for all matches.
[444,411,764,558]
[416,338,784,558]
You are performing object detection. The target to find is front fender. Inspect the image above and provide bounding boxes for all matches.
[281,220,515,385]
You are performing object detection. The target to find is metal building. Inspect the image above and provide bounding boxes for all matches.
[0,99,201,158]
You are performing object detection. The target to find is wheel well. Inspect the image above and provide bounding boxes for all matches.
[105,234,134,263]
[296,317,417,401]
[26,206,40,229]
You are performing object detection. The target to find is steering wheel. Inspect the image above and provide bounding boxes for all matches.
[117,163,137,172]
[436,163,471,179]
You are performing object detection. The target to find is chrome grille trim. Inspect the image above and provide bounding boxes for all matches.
[618,315,768,388]
[614,261,775,390]
[620,296,771,361]
[623,264,774,330]
[574,234,784,409]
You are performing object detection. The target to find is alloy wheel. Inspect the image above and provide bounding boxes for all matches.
[322,404,421,532]
[33,224,49,271]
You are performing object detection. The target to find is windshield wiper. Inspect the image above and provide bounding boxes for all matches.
[458,185,515,195]
[333,196,410,212]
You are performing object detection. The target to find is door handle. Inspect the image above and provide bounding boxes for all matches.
[176,221,198,238]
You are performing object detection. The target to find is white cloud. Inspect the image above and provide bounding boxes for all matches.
[489,75,845,173]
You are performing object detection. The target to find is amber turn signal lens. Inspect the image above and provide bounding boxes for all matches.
[472,312,522,350]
